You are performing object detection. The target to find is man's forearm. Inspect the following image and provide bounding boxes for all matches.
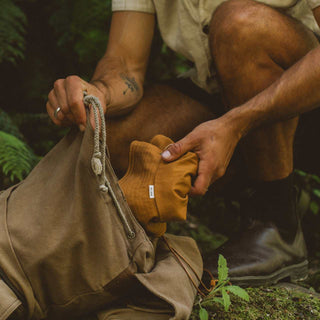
[224,46,320,138]
[91,55,144,116]
[90,11,155,116]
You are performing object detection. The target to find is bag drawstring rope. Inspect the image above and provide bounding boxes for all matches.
[83,93,135,239]
[162,236,215,298]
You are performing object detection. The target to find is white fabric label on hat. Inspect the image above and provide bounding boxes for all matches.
[149,185,155,199]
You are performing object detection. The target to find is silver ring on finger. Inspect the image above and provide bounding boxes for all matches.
[54,107,62,119]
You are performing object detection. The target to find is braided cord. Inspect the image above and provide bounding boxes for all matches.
[83,93,135,239]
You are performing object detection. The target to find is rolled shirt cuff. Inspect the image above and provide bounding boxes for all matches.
[112,0,156,13]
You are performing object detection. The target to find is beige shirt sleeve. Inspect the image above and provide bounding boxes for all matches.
[112,0,155,13]
[307,0,320,9]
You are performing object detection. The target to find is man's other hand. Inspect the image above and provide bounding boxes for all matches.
[161,118,241,196]
[46,75,107,131]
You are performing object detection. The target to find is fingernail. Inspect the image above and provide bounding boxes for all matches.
[164,143,174,151]
[79,124,86,132]
[161,150,171,159]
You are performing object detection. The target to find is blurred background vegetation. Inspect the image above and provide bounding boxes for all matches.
[0,0,320,295]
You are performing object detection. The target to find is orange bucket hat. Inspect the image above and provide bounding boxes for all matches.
[119,135,198,237]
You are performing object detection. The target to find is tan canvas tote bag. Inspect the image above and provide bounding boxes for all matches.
[0,95,203,320]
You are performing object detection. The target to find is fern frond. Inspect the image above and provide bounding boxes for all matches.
[0,0,27,64]
[0,131,39,182]
[0,108,24,139]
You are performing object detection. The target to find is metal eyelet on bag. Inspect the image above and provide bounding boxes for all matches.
[127,231,136,239]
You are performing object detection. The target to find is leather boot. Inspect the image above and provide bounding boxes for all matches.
[205,174,308,287]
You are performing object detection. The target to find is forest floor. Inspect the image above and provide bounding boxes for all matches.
[187,241,320,319]
[191,285,320,319]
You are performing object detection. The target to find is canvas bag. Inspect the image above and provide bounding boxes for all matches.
[0,95,203,320]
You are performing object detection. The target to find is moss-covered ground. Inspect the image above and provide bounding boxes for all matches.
[191,287,320,320]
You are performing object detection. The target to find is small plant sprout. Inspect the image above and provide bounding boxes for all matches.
[198,255,249,318]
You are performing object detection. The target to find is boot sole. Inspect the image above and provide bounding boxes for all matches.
[229,260,308,287]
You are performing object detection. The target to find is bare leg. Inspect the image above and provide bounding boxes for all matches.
[209,0,319,181]
[106,84,215,176]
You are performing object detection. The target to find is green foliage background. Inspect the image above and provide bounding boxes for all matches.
[0,1,320,309]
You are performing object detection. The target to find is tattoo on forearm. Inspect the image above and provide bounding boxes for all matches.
[120,73,139,95]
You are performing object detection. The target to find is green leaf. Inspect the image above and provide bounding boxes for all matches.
[312,189,320,198]
[212,297,225,307]
[199,307,209,320]
[0,110,24,139]
[224,285,250,302]
[310,201,319,215]
[222,288,231,311]
[310,174,320,184]
[0,0,27,64]
[295,169,307,177]
[0,131,38,182]
[218,254,228,281]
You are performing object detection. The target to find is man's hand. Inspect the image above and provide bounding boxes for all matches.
[161,117,241,196]
[46,75,107,131]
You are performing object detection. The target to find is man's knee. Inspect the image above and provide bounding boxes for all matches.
[209,0,318,67]
[209,0,268,45]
